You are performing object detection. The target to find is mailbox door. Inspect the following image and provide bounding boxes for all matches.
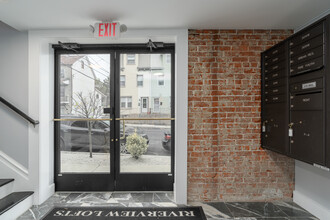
[263,104,288,153]
[290,110,324,165]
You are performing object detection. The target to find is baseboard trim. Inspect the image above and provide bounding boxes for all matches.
[0,150,28,179]
[293,190,330,220]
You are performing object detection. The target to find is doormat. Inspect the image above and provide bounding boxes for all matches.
[42,207,207,220]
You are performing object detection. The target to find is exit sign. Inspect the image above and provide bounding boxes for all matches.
[94,22,120,38]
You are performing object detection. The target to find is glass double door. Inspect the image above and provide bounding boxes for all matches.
[54,46,174,191]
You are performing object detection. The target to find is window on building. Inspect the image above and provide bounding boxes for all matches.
[142,98,147,108]
[127,54,136,65]
[60,87,65,97]
[158,75,164,86]
[121,96,132,108]
[120,75,126,87]
[166,54,171,63]
[60,69,65,78]
[137,75,143,87]
[154,98,160,112]
[127,97,132,108]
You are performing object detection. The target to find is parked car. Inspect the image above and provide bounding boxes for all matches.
[59,116,149,154]
[162,132,171,151]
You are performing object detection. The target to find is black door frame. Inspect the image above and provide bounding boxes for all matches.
[54,44,175,191]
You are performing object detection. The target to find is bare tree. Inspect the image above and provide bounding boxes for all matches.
[72,92,103,158]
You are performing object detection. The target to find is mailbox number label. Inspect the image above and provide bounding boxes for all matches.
[302,81,316,90]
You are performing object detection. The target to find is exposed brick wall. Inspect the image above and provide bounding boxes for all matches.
[188,30,294,202]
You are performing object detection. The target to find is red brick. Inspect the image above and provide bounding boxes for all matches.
[188,29,294,202]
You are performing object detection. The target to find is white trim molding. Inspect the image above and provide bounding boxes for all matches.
[0,150,28,179]
[0,150,33,192]
[293,190,330,220]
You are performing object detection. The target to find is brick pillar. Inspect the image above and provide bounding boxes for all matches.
[188,30,294,202]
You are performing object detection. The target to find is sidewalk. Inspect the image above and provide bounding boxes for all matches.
[125,123,171,129]
[60,151,171,173]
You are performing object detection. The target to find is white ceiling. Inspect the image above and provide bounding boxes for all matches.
[0,0,329,31]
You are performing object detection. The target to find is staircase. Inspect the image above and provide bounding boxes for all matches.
[0,179,33,220]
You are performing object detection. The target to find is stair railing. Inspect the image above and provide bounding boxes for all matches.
[0,97,39,127]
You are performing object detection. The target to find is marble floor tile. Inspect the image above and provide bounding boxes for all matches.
[255,218,287,220]
[273,201,315,218]
[128,202,144,207]
[60,193,82,203]
[152,202,178,207]
[153,192,174,202]
[109,192,133,202]
[207,202,234,218]
[288,218,319,220]
[225,202,287,218]
[130,192,154,202]
[66,192,113,203]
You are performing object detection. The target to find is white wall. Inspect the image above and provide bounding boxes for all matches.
[293,10,330,220]
[28,28,188,205]
[0,22,29,168]
[294,161,330,219]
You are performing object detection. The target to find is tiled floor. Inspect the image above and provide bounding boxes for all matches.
[18,192,318,220]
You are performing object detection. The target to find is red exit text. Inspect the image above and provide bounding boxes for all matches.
[95,22,119,38]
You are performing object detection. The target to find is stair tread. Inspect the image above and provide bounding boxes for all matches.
[0,179,14,187]
[0,191,33,215]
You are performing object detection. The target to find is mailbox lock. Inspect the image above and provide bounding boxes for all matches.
[288,123,294,137]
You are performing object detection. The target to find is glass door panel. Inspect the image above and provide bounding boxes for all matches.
[55,52,115,191]
[59,120,111,173]
[59,54,111,174]
[115,53,174,190]
[119,119,171,173]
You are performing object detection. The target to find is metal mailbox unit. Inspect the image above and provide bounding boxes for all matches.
[261,41,290,154]
[261,14,330,170]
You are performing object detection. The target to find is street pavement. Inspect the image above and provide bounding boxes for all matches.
[67,124,171,156]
